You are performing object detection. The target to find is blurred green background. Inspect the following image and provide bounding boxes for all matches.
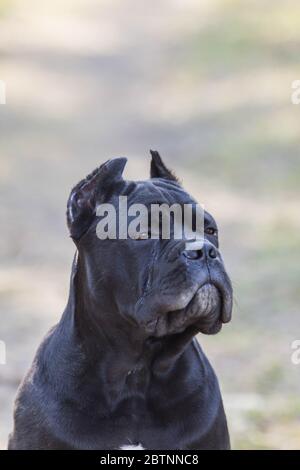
[0,0,300,449]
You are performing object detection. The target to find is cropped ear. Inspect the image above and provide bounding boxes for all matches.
[67,158,127,240]
[150,150,178,182]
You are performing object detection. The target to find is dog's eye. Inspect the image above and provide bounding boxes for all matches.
[205,227,217,236]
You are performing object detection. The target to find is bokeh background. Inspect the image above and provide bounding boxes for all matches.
[1,0,300,449]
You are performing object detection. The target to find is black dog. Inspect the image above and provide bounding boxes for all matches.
[8,152,233,450]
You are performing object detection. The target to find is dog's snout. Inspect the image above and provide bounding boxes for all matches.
[182,242,218,261]
[208,246,217,259]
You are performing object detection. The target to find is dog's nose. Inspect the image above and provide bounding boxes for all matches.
[182,242,218,260]
[208,246,217,259]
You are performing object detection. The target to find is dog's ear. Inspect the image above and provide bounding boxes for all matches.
[150,150,178,182]
[67,158,127,240]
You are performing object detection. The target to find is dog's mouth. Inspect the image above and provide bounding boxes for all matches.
[145,282,226,337]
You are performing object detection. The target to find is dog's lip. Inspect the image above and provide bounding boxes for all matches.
[167,282,219,315]
[142,279,232,335]
[157,282,219,323]
[144,282,221,322]
[208,277,233,323]
[144,282,222,337]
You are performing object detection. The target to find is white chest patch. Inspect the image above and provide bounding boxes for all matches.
[119,443,145,450]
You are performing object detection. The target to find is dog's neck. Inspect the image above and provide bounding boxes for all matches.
[63,253,154,370]
[61,252,199,384]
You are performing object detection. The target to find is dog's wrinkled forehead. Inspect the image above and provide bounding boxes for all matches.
[66,150,199,241]
[123,179,195,207]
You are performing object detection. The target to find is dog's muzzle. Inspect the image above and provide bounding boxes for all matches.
[141,280,230,338]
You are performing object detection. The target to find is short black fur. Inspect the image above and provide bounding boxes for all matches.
[9,152,232,450]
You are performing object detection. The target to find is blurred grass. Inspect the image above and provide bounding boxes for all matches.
[176,0,300,193]
[234,395,300,449]
[0,0,14,17]
[187,1,300,72]
[0,0,300,450]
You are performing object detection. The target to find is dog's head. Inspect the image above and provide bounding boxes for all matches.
[67,152,232,340]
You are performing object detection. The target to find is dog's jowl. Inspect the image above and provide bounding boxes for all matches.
[8,151,233,450]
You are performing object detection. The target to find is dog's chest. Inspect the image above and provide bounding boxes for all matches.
[119,443,145,450]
